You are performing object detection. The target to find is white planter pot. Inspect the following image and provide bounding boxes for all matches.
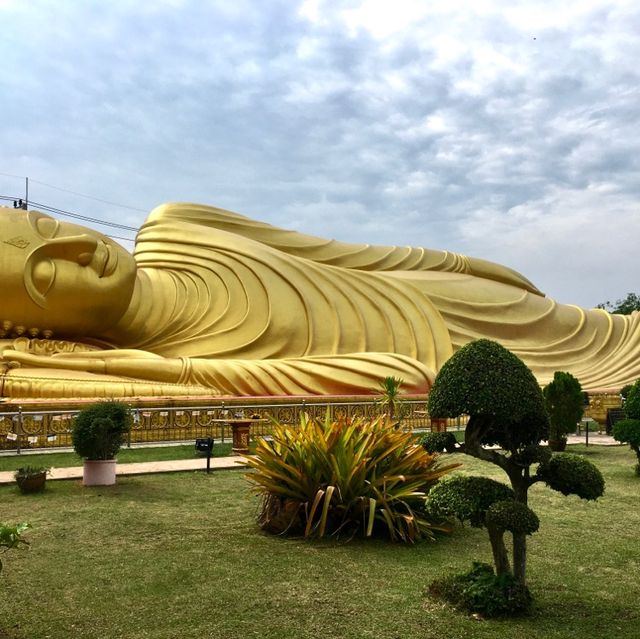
[83,459,117,486]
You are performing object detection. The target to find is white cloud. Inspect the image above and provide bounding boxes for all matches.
[0,0,639,310]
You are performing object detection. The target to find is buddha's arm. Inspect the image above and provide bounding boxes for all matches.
[1,349,434,396]
[1,349,184,384]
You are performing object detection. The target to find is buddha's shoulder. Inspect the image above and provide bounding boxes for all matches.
[146,202,270,229]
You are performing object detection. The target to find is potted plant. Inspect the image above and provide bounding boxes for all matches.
[72,402,131,486]
[14,466,49,494]
[543,371,584,451]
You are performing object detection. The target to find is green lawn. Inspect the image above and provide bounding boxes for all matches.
[0,443,236,472]
[0,444,638,639]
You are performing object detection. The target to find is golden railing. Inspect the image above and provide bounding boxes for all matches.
[0,398,468,452]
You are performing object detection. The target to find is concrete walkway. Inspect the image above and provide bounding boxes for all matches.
[0,433,620,486]
[566,432,619,446]
[0,455,245,485]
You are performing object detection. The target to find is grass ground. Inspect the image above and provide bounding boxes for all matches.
[0,444,638,639]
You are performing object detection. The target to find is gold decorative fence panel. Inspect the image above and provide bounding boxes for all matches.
[0,399,467,452]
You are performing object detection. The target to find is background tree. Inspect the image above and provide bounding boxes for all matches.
[597,292,640,315]
[426,339,604,599]
[377,376,405,427]
[613,379,640,476]
[543,371,584,451]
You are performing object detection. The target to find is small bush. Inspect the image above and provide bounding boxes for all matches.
[623,380,640,419]
[485,500,539,535]
[425,476,514,527]
[537,453,605,500]
[244,414,460,542]
[613,418,640,475]
[420,431,458,453]
[72,402,131,460]
[613,418,640,448]
[429,562,532,617]
[0,523,31,574]
[543,371,584,440]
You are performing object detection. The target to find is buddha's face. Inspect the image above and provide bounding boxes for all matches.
[0,208,137,338]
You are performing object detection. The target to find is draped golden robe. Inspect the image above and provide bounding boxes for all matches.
[1,203,638,397]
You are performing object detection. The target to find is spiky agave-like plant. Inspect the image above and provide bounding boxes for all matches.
[244,412,460,542]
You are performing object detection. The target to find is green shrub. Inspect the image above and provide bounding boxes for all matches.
[537,453,605,499]
[613,418,640,476]
[419,431,458,454]
[613,419,640,448]
[0,522,31,574]
[543,371,584,440]
[429,562,532,617]
[244,413,460,542]
[485,501,539,535]
[427,339,549,450]
[425,476,514,527]
[623,380,640,420]
[72,402,132,460]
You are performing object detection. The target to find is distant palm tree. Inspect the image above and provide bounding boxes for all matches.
[377,376,405,428]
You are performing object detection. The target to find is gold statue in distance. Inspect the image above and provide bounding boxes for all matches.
[0,203,638,399]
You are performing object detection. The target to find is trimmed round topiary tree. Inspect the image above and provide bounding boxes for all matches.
[623,379,640,419]
[428,339,549,455]
[420,431,458,454]
[72,402,131,460]
[537,452,606,498]
[613,379,640,475]
[426,339,604,611]
[543,371,584,450]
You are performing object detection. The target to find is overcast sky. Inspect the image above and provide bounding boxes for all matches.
[1,0,638,308]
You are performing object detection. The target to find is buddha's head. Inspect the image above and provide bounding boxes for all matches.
[0,208,137,339]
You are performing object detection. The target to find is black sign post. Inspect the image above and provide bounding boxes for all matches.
[195,437,214,473]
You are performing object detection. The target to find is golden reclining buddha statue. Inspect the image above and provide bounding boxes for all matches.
[0,203,638,399]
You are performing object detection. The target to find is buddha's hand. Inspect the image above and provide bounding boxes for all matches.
[0,348,183,383]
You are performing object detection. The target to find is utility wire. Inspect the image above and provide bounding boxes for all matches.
[28,178,148,213]
[0,172,148,213]
[29,200,138,232]
[0,195,136,244]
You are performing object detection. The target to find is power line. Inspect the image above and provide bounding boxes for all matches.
[28,178,148,213]
[0,195,136,244]
[29,200,138,232]
[0,171,27,180]
[0,172,148,213]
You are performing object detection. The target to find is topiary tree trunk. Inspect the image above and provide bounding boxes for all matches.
[486,522,511,576]
[463,415,538,585]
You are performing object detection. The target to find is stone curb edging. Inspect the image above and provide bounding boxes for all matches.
[0,456,246,485]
